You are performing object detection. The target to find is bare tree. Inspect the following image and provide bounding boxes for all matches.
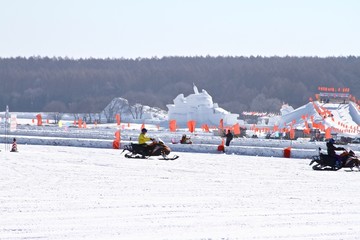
[103,98,131,123]
[129,103,144,120]
[103,106,115,123]
[47,112,64,124]
[94,113,102,124]
[82,113,93,123]
[72,113,80,124]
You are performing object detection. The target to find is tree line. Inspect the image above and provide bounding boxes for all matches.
[1,56,360,115]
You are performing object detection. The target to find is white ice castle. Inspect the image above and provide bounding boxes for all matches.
[166,84,239,127]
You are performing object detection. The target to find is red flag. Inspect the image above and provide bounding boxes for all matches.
[325,127,332,139]
[303,128,310,134]
[233,123,241,135]
[115,130,120,141]
[290,128,295,139]
[217,139,225,152]
[219,119,224,130]
[115,114,120,125]
[304,121,309,129]
[78,118,83,128]
[273,125,279,132]
[36,114,42,126]
[187,120,196,133]
[169,120,177,132]
[113,130,121,149]
[112,140,120,149]
[202,124,210,133]
[310,115,314,123]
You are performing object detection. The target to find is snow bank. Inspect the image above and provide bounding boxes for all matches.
[2,119,360,159]
[4,132,360,159]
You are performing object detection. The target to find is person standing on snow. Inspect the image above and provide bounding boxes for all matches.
[11,138,18,152]
[225,130,233,146]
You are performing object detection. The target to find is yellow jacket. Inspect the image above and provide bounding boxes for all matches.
[138,133,151,144]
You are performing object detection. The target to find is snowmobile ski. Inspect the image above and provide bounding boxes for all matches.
[124,153,148,159]
[158,155,179,160]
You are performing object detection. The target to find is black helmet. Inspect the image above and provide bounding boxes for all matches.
[141,128,147,133]
[328,138,335,144]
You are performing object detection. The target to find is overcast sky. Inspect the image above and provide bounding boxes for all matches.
[1,0,359,59]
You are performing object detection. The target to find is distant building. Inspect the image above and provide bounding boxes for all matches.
[317,87,351,104]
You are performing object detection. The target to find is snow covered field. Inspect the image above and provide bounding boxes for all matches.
[2,143,360,240]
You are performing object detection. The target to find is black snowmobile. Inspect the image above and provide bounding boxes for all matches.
[309,147,360,171]
[122,139,179,160]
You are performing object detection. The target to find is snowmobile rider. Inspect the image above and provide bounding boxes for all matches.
[138,128,155,157]
[180,134,192,144]
[138,128,154,144]
[326,138,345,167]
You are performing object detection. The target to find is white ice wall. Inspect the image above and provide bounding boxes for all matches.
[348,101,360,125]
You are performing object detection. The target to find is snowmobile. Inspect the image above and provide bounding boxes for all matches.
[339,149,360,170]
[309,147,360,171]
[121,138,179,160]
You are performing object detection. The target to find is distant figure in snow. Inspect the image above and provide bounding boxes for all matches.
[11,138,18,152]
[180,134,192,144]
[225,130,233,146]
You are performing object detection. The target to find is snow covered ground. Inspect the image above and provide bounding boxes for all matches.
[1,144,360,240]
[1,121,360,239]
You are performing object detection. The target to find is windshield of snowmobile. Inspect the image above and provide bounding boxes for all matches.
[157,138,164,144]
